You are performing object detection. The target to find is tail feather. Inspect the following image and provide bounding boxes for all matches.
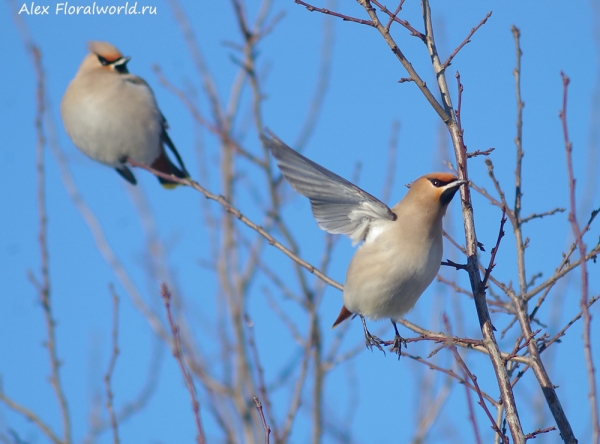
[162,130,189,176]
[331,305,354,329]
[115,165,137,185]
[151,149,189,189]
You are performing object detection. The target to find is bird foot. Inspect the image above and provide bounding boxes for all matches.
[389,333,407,360]
[364,331,386,355]
[360,316,386,355]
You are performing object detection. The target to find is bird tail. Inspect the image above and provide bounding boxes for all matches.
[153,131,190,189]
[151,150,188,189]
[331,305,354,329]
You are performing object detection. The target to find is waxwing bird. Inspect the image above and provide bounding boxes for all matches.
[263,131,467,357]
[61,41,189,188]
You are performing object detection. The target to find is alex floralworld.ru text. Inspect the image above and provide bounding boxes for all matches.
[19,2,157,15]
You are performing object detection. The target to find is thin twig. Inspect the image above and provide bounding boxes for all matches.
[381,121,400,204]
[520,208,565,224]
[127,158,344,292]
[371,0,425,39]
[560,72,599,443]
[253,397,271,444]
[443,315,508,444]
[357,0,451,122]
[419,1,524,440]
[31,44,71,443]
[442,11,492,69]
[105,286,121,444]
[0,393,62,444]
[482,208,507,290]
[295,0,374,26]
[161,284,206,444]
[404,353,499,407]
[467,147,495,158]
[524,426,557,440]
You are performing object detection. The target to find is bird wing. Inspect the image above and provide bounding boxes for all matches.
[263,131,396,245]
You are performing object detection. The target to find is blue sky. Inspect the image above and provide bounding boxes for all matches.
[1,1,599,443]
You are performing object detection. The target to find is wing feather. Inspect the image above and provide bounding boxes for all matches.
[263,131,395,244]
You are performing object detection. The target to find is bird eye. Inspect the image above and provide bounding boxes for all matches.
[431,179,441,187]
[97,55,109,66]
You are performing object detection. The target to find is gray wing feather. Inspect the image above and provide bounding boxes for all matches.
[263,131,395,244]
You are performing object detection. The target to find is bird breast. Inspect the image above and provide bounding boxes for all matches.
[342,217,443,321]
[61,74,163,167]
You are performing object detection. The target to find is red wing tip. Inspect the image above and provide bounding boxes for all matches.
[331,305,353,329]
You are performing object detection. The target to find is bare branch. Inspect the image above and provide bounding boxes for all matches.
[161,284,206,444]
[524,426,557,441]
[0,393,62,444]
[443,315,508,444]
[127,158,344,292]
[295,0,374,26]
[105,287,121,444]
[442,11,493,70]
[560,71,599,442]
[481,208,507,291]
[371,0,425,39]
[467,147,495,158]
[253,397,271,444]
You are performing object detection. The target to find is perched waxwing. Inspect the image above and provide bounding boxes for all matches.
[61,41,189,188]
[263,132,467,356]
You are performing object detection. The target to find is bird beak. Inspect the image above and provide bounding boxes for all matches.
[440,178,468,205]
[112,56,131,74]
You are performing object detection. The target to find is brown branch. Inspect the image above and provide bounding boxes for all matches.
[381,120,400,204]
[482,208,507,290]
[442,11,492,69]
[538,295,600,355]
[161,284,206,444]
[441,259,468,270]
[398,320,531,365]
[30,44,71,443]
[501,50,576,441]
[357,0,451,123]
[0,393,62,444]
[467,147,495,158]
[371,0,425,39]
[253,397,271,444]
[419,1,524,440]
[295,0,374,26]
[504,329,541,363]
[560,71,599,442]
[443,315,508,444]
[127,158,344,292]
[153,66,266,168]
[524,426,557,441]
[404,353,499,407]
[520,208,565,224]
[105,286,121,444]
[245,312,278,438]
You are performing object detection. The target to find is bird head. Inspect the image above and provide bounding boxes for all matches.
[404,172,467,216]
[78,41,131,75]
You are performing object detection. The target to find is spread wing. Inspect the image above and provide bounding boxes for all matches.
[263,131,396,244]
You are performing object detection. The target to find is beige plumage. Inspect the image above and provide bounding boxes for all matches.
[61,41,188,187]
[263,132,466,356]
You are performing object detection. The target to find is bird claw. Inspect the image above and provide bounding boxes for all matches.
[364,331,386,355]
[360,316,386,355]
[390,334,407,360]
